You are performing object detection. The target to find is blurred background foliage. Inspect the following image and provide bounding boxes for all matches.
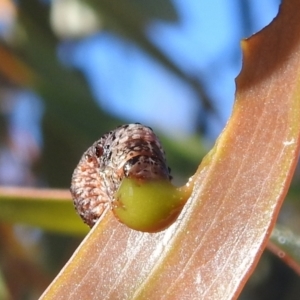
[0,0,299,299]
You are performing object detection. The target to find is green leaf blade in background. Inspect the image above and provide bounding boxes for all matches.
[0,188,87,235]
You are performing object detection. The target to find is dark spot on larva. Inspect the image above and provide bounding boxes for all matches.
[146,125,153,131]
[107,151,112,161]
[95,144,103,157]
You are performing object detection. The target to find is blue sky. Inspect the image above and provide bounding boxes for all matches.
[6,0,281,156]
[59,0,280,140]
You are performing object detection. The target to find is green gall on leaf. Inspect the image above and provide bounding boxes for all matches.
[113,177,190,232]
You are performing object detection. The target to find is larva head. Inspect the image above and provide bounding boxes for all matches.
[113,177,187,232]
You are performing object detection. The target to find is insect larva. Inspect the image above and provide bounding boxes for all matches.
[70,123,172,227]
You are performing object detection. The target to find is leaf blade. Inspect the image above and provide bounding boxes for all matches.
[0,187,88,235]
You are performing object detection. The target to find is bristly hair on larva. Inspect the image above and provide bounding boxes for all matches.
[70,123,172,227]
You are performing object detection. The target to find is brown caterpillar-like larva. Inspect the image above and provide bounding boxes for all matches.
[70,123,172,227]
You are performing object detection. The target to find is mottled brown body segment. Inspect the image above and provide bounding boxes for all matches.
[70,123,171,227]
